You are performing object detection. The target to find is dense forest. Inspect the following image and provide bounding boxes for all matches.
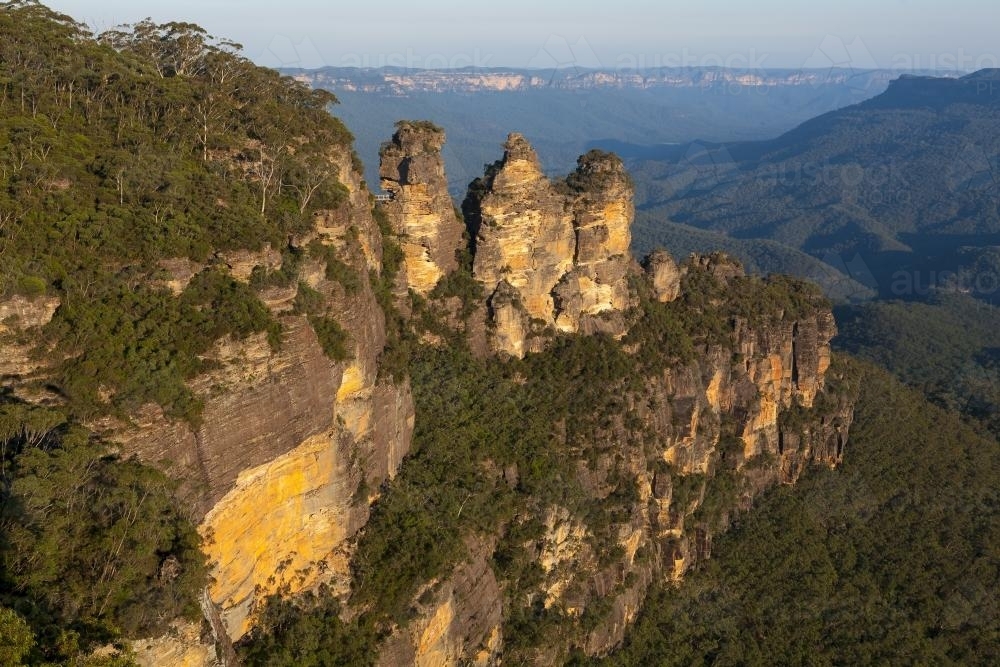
[0,1,359,663]
[836,292,1000,438]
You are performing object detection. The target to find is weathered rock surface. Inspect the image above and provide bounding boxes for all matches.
[130,621,216,667]
[643,249,682,303]
[380,254,854,665]
[0,294,60,378]
[377,540,503,667]
[466,135,634,356]
[87,146,415,643]
[379,121,465,295]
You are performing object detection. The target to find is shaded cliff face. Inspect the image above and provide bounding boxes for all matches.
[376,540,503,667]
[643,249,682,303]
[466,135,634,356]
[379,121,466,295]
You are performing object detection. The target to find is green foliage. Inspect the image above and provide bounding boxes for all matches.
[351,335,642,633]
[836,292,1000,438]
[308,241,361,295]
[0,606,34,666]
[308,315,351,362]
[13,276,46,298]
[46,268,280,423]
[563,149,630,193]
[0,2,354,420]
[394,119,443,134]
[429,245,485,320]
[369,205,411,382]
[625,257,828,375]
[601,361,1000,666]
[623,274,695,368]
[249,246,303,290]
[292,281,325,316]
[237,591,376,667]
[0,399,206,663]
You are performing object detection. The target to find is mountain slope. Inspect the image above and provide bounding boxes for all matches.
[0,3,414,662]
[632,70,1000,295]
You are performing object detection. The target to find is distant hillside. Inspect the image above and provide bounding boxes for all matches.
[287,66,937,196]
[631,214,876,301]
[630,70,1000,296]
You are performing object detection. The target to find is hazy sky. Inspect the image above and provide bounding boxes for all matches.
[45,0,999,71]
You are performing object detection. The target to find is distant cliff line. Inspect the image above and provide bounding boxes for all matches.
[283,66,962,95]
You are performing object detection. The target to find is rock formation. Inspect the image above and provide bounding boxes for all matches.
[373,253,854,664]
[0,113,856,666]
[379,121,466,295]
[89,148,415,643]
[0,294,60,379]
[643,249,682,302]
[465,135,634,356]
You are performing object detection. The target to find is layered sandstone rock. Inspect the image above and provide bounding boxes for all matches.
[131,621,215,667]
[377,541,503,667]
[94,147,415,643]
[466,135,634,356]
[379,121,465,295]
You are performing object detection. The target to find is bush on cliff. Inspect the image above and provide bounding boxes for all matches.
[0,400,207,663]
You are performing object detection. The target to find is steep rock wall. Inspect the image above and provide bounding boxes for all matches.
[0,295,60,380]
[379,252,854,665]
[467,135,634,356]
[378,121,465,296]
[89,149,414,643]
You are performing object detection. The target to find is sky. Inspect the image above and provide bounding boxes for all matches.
[43,0,1000,72]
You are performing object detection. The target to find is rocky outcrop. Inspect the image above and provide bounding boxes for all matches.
[379,121,465,295]
[377,540,503,667]
[380,252,854,664]
[643,250,682,303]
[0,294,60,379]
[130,621,215,667]
[466,135,634,356]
